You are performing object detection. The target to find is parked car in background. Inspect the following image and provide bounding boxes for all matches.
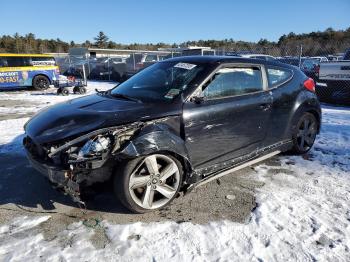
[344,49,350,60]
[181,48,216,56]
[277,57,302,67]
[0,54,59,90]
[24,56,321,213]
[239,54,276,61]
[89,57,127,82]
[310,56,328,63]
[126,53,165,74]
[301,58,320,81]
[318,49,350,104]
[327,55,343,61]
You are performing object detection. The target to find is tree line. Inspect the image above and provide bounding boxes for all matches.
[1,28,349,56]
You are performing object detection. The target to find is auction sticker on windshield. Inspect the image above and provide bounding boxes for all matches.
[174,63,197,70]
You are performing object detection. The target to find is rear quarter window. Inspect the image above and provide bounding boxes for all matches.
[267,67,293,87]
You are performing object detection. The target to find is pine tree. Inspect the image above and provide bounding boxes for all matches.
[14,33,21,53]
[94,31,109,48]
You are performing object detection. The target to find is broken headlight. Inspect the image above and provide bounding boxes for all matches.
[78,135,111,158]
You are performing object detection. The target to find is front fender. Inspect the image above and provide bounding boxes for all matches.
[119,123,190,162]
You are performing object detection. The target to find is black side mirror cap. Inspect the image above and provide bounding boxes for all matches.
[191,96,205,104]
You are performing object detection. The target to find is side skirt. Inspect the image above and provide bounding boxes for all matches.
[184,139,293,191]
[191,150,281,189]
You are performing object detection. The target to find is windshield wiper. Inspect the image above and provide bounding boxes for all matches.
[95,89,109,96]
[110,92,142,103]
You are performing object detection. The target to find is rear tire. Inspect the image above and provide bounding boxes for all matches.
[32,75,50,90]
[114,154,183,213]
[290,112,318,155]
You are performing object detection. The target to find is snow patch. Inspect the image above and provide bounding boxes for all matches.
[0,216,50,236]
[0,118,28,154]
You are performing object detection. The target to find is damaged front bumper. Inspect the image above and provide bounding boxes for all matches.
[25,150,83,205]
[23,123,142,205]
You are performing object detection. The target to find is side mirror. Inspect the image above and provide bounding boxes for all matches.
[190,95,205,104]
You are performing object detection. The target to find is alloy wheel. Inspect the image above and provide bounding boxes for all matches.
[128,154,180,210]
[296,115,317,151]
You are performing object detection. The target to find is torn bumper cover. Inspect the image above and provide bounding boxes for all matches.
[23,123,142,205]
[25,150,82,204]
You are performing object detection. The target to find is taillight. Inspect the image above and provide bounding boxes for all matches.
[303,78,315,93]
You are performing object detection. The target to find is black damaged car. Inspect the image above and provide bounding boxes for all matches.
[23,56,321,213]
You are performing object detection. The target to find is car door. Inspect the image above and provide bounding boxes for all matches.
[183,63,273,170]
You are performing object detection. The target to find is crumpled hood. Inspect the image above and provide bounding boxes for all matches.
[24,94,164,144]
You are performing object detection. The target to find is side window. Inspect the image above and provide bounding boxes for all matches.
[267,67,292,87]
[6,57,24,67]
[0,58,8,67]
[203,66,263,99]
[22,57,32,66]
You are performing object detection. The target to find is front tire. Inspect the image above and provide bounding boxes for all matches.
[291,112,318,154]
[32,75,50,90]
[114,154,183,213]
[73,86,87,94]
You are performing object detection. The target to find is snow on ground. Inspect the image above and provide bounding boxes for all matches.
[0,118,28,154]
[0,82,350,261]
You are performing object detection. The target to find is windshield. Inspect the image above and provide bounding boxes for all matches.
[111,61,206,103]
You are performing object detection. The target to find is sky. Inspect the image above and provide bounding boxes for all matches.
[1,0,349,44]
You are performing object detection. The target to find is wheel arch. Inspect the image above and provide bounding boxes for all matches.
[287,94,321,139]
[117,123,194,184]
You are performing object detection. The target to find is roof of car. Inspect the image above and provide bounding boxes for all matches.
[163,55,294,69]
[0,53,54,57]
[240,54,275,57]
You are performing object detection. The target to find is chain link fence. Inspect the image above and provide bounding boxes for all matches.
[54,43,350,105]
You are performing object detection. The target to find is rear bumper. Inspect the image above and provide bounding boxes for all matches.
[25,150,82,204]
